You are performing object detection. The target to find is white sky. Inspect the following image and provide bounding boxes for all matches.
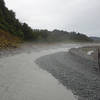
[5,0,100,36]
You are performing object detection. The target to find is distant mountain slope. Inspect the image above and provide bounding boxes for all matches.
[0,0,93,44]
[90,37,100,42]
[46,30,93,42]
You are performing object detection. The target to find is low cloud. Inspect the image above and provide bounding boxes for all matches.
[5,0,100,36]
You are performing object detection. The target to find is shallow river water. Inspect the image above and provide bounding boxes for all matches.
[0,44,79,100]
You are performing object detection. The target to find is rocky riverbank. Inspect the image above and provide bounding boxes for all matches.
[36,46,100,100]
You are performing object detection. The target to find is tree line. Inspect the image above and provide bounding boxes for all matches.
[0,0,92,42]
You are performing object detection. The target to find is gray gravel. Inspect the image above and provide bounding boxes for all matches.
[36,48,100,100]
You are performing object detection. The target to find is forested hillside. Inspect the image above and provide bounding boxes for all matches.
[0,0,92,48]
[0,0,38,40]
[46,30,92,42]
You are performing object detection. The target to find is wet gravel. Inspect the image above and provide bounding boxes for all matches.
[36,48,100,100]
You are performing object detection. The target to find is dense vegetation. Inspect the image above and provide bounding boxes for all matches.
[0,0,92,44]
[0,29,21,49]
[0,0,35,40]
[45,30,92,42]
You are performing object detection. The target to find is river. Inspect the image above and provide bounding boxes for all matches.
[0,43,81,100]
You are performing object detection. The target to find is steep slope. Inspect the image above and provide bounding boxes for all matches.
[0,0,36,40]
[0,29,21,49]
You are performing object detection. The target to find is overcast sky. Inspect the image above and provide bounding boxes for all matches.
[5,0,100,36]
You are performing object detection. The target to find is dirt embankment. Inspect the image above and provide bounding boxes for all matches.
[0,29,21,49]
[36,47,100,100]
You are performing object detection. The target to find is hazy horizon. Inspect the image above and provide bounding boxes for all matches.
[5,0,100,37]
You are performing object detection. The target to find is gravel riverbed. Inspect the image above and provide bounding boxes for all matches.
[1,43,100,100]
[36,47,100,100]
